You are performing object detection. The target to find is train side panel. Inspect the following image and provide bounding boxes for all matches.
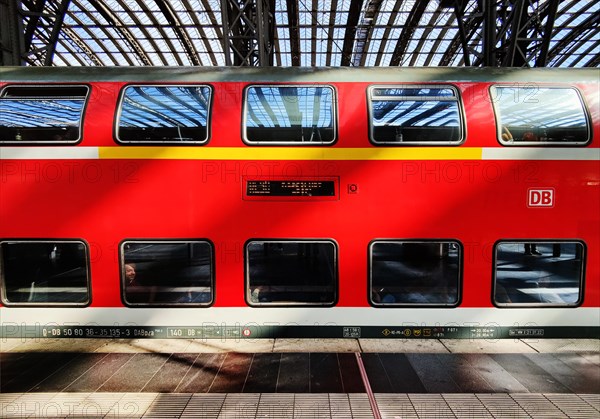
[1,69,598,339]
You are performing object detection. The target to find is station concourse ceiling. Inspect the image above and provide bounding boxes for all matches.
[0,0,598,67]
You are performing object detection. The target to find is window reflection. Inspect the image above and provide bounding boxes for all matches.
[117,85,211,143]
[121,241,213,306]
[494,242,584,306]
[0,241,90,305]
[370,241,461,306]
[369,85,463,144]
[246,240,337,305]
[244,86,336,144]
[0,86,88,143]
[493,87,589,144]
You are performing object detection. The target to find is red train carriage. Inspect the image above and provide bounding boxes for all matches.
[0,67,598,339]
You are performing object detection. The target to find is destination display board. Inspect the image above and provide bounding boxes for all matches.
[243,178,339,201]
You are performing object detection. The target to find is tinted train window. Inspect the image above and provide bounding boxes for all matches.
[368,85,464,145]
[121,240,214,306]
[246,240,337,306]
[494,241,585,307]
[243,85,336,145]
[0,240,90,306]
[369,241,462,306]
[492,86,590,145]
[116,85,212,144]
[0,85,88,144]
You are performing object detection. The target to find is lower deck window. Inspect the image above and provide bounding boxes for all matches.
[246,240,337,306]
[0,240,90,305]
[121,240,213,306]
[494,241,585,306]
[369,240,461,306]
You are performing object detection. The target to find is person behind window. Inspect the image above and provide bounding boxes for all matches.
[124,263,137,286]
[372,287,396,304]
[502,127,541,142]
[522,131,538,141]
[501,126,513,142]
[525,244,542,256]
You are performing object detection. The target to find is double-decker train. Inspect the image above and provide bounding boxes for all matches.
[0,67,598,339]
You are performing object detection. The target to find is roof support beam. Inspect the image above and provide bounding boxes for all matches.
[439,1,485,66]
[16,0,71,65]
[60,26,103,65]
[340,0,363,66]
[21,0,46,52]
[0,0,25,65]
[547,8,599,66]
[482,0,496,66]
[373,0,402,66]
[352,0,382,66]
[155,0,201,66]
[64,3,129,66]
[535,0,558,66]
[285,0,300,66]
[324,0,338,66]
[501,0,528,66]
[87,0,153,66]
[453,1,471,66]
[495,0,562,68]
[183,0,220,66]
[132,0,183,65]
[221,0,274,66]
[389,0,427,66]
[43,0,69,65]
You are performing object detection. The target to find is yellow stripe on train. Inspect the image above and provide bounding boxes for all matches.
[98,146,484,161]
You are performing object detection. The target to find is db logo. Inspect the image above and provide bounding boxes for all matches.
[528,188,555,207]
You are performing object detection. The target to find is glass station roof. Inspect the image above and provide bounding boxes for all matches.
[13,0,600,67]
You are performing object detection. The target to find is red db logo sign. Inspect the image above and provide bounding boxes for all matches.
[528,188,554,207]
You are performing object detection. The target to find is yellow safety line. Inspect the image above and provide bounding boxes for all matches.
[98,146,483,161]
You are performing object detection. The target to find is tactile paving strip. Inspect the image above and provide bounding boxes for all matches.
[545,394,600,419]
[511,393,570,418]
[475,393,531,418]
[0,393,598,418]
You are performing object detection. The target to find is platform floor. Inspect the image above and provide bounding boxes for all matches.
[1,338,598,418]
[2,350,600,394]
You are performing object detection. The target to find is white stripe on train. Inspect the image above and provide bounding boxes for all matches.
[1,147,600,161]
[1,307,598,328]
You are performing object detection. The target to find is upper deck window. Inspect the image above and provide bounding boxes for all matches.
[491,86,590,145]
[243,85,336,145]
[0,240,90,306]
[0,85,89,144]
[116,85,212,144]
[368,85,464,145]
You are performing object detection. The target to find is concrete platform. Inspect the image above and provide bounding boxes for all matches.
[1,350,598,394]
[2,338,598,353]
[1,338,598,418]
